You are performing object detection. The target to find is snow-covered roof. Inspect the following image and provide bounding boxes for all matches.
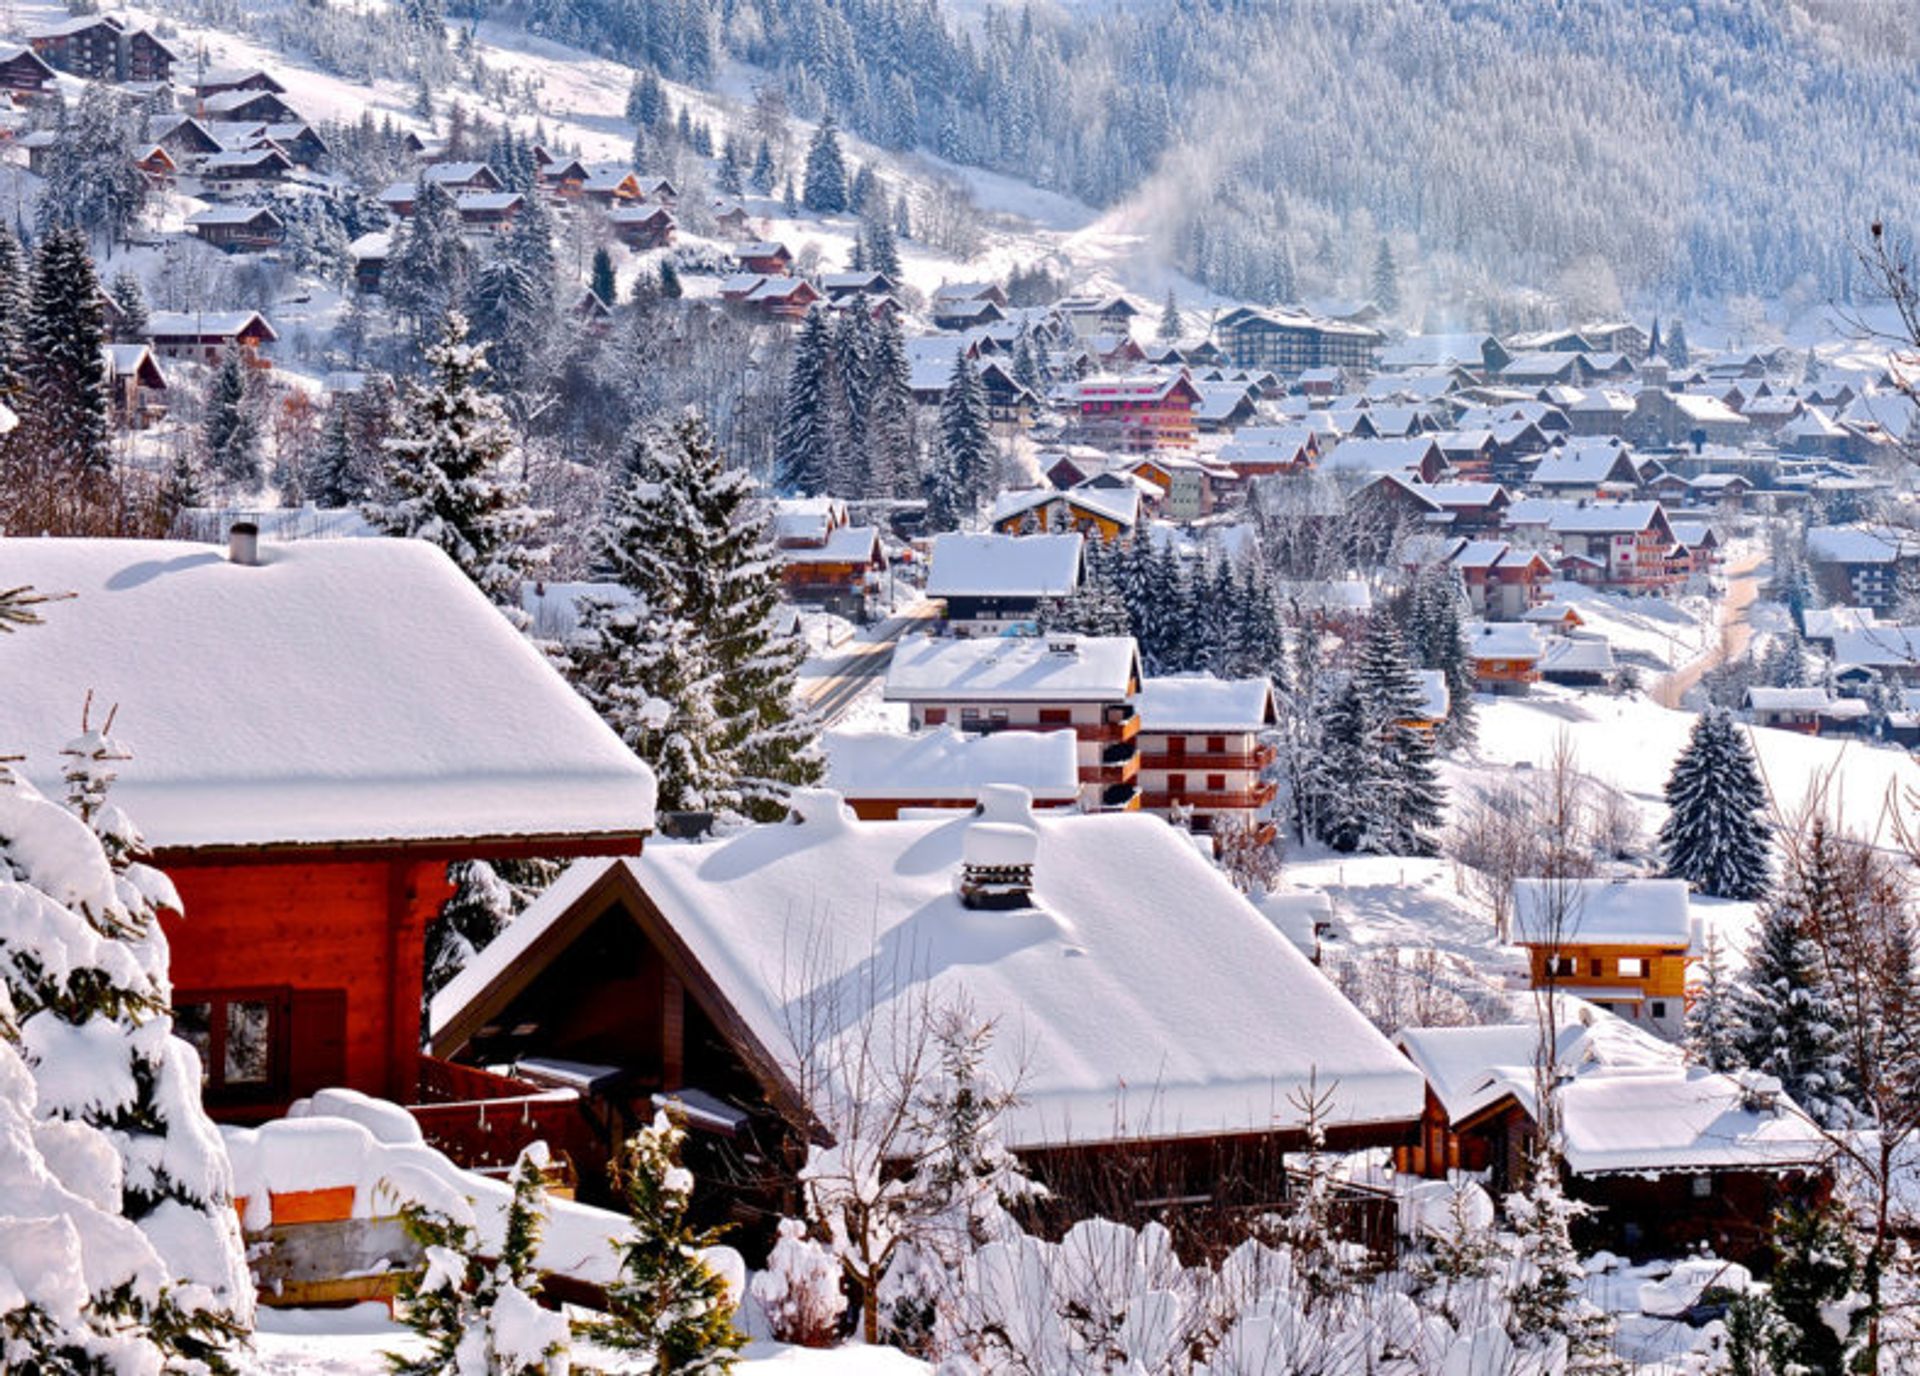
[1802,606,1878,640]
[1530,442,1636,487]
[146,310,275,342]
[187,205,280,226]
[778,524,882,566]
[1832,625,1920,671]
[1745,687,1833,713]
[1464,621,1542,660]
[1422,482,1507,508]
[1512,877,1691,948]
[1320,436,1439,476]
[884,633,1139,703]
[1548,501,1666,535]
[1136,675,1277,732]
[1557,1069,1829,1175]
[442,793,1424,1149]
[1805,523,1916,566]
[822,726,1081,802]
[990,485,1138,531]
[0,539,655,852]
[1539,637,1616,676]
[926,532,1083,599]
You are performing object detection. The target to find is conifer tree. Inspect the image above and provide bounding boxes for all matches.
[365,311,542,619]
[390,1147,570,1376]
[1763,1201,1870,1375]
[782,177,799,216]
[862,217,903,281]
[0,224,30,397]
[1685,929,1743,1072]
[204,343,263,492]
[387,180,468,338]
[1353,611,1446,855]
[589,247,618,307]
[1310,679,1373,853]
[311,398,368,508]
[1658,709,1770,899]
[936,350,994,522]
[1157,289,1182,342]
[750,140,775,195]
[1404,565,1476,748]
[864,309,917,499]
[775,308,840,496]
[107,267,148,339]
[1663,319,1691,369]
[831,303,872,496]
[658,259,683,300]
[596,1112,743,1374]
[22,226,110,483]
[1371,239,1401,315]
[802,111,849,214]
[1504,1171,1622,1374]
[1735,818,1850,1125]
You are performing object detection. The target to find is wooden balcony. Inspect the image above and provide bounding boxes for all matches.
[1141,742,1276,770]
[1141,780,1278,811]
[1079,740,1140,786]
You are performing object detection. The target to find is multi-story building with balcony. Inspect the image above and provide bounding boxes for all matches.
[883,633,1143,811]
[1135,676,1278,842]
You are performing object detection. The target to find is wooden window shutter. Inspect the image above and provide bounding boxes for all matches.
[287,988,349,1098]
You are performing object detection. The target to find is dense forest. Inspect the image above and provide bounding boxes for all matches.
[441,0,1920,313]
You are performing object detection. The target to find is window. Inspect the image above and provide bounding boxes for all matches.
[1206,735,1226,754]
[988,708,1009,727]
[1690,1174,1713,1199]
[1617,956,1649,978]
[1167,773,1187,794]
[1038,708,1071,726]
[1589,957,1603,978]
[1206,774,1226,792]
[960,706,980,723]
[1650,1000,1668,1020]
[174,987,290,1104]
[923,708,947,727]
[1551,955,1576,978]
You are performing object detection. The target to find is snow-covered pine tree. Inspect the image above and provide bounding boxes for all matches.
[775,308,841,496]
[1734,817,1850,1125]
[1354,611,1446,856]
[365,311,543,621]
[802,112,850,214]
[782,177,799,216]
[35,83,148,249]
[1503,1170,1622,1374]
[930,351,993,528]
[1404,564,1476,748]
[1157,289,1182,342]
[863,309,918,499]
[1658,709,1771,900]
[0,224,29,397]
[1762,1200,1870,1375]
[424,859,557,1001]
[386,180,469,340]
[862,216,903,281]
[390,1145,571,1376]
[1371,239,1401,315]
[204,344,263,493]
[590,245,618,308]
[1663,319,1691,369]
[595,1111,743,1372]
[22,226,111,484]
[750,140,775,195]
[671,416,822,820]
[107,268,148,340]
[310,397,369,508]
[830,304,872,497]
[0,732,254,1371]
[1684,929,1743,1072]
[1310,678,1374,853]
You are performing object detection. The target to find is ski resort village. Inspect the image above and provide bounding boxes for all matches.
[9,0,1920,1372]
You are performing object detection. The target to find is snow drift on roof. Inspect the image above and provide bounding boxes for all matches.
[823,726,1080,800]
[0,539,655,851]
[926,532,1083,599]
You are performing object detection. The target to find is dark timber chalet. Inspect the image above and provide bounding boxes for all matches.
[0,536,656,1158]
[430,787,1424,1240]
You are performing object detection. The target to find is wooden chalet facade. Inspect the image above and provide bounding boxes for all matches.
[607,205,675,249]
[0,42,57,96]
[1464,621,1543,692]
[428,792,1425,1234]
[1514,878,1692,1037]
[145,310,278,365]
[1135,677,1279,843]
[102,343,167,428]
[30,15,175,83]
[1549,502,1681,591]
[0,537,657,1128]
[188,205,287,252]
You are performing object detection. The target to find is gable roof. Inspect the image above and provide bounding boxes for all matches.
[884,633,1139,702]
[1512,877,1692,947]
[436,794,1425,1149]
[0,539,655,853]
[926,532,1083,599]
[1136,675,1277,732]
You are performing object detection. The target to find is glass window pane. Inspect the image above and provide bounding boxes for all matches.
[224,1000,272,1084]
[175,1002,213,1085]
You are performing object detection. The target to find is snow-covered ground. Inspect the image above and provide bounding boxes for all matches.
[253,1304,930,1374]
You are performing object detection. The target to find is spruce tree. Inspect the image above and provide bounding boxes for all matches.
[1504,1171,1622,1374]
[390,1147,570,1376]
[365,311,542,619]
[0,224,30,398]
[386,179,468,338]
[425,859,555,1000]
[1735,819,1850,1125]
[1157,289,1182,342]
[831,302,873,496]
[1311,679,1373,853]
[1763,1201,1869,1375]
[589,245,618,307]
[204,343,263,492]
[863,216,903,281]
[775,308,839,496]
[1404,565,1476,749]
[936,350,994,522]
[1371,239,1401,315]
[849,163,879,218]
[107,267,148,339]
[1685,930,1743,1072]
[595,1112,744,1373]
[864,309,917,499]
[1353,611,1446,856]
[1663,319,1691,370]
[22,226,110,483]
[1658,710,1771,900]
[750,140,775,195]
[311,396,369,507]
[802,112,849,214]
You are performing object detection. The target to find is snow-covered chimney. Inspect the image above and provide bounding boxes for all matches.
[1046,635,1080,657]
[958,822,1038,910]
[227,521,259,566]
[959,785,1039,910]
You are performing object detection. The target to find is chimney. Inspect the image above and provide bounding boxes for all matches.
[227,521,259,566]
[957,822,1038,911]
[1046,634,1079,657]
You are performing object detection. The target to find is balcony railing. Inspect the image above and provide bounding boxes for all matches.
[1140,744,1275,770]
[1080,741,1141,786]
[1141,780,1278,811]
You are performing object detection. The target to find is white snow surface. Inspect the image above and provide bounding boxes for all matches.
[822,725,1081,802]
[0,538,656,851]
[884,632,1140,702]
[463,795,1425,1150]
[1511,878,1693,948]
[924,532,1084,599]
[1135,675,1276,731]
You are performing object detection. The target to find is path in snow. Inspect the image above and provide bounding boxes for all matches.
[1652,548,1766,709]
